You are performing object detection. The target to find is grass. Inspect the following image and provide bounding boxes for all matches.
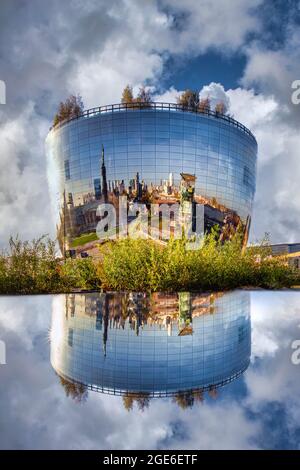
[0,232,299,295]
[70,232,99,248]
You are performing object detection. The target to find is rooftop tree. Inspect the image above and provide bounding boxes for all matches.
[215,101,227,115]
[177,89,199,110]
[53,94,84,127]
[135,86,152,104]
[198,97,210,113]
[121,85,152,108]
[121,85,134,104]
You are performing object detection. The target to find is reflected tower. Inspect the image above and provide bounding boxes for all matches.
[101,145,108,203]
[46,102,257,251]
[50,291,251,398]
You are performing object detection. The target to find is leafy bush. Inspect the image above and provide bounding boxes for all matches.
[0,235,99,294]
[0,234,298,294]
[60,257,100,290]
[0,236,61,294]
[97,239,162,291]
[97,232,299,292]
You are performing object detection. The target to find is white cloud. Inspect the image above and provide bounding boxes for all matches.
[199,82,230,112]
[153,81,300,242]
[0,295,51,350]
[0,0,299,245]
[0,104,53,246]
[154,86,179,103]
[72,46,163,109]
[0,293,261,450]
[227,87,278,129]
[2,291,300,450]
[159,0,263,54]
[226,87,300,243]
[250,292,300,359]
[241,29,300,119]
[0,0,264,247]
[70,0,263,107]
[242,292,300,446]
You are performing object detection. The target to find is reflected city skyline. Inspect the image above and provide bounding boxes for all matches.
[50,290,251,406]
[46,106,257,254]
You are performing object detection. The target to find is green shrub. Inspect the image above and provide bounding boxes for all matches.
[60,257,100,290]
[0,235,99,294]
[0,235,61,294]
[97,239,163,291]
[97,232,299,292]
[0,233,298,294]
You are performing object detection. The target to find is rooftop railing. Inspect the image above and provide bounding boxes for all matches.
[50,101,256,142]
[55,362,250,398]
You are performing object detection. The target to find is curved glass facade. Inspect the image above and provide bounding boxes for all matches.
[50,290,251,397]
[46,104,257,250]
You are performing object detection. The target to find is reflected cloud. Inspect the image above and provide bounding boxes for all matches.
[50,291,251,401]
[0,291,299,449]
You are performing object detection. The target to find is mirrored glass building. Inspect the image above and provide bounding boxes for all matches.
[50,290,251,398]
[46,103,257,252]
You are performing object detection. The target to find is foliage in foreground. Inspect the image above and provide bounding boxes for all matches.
[0,232,298,295]
[97,231,299,292]
[0,236,99,294]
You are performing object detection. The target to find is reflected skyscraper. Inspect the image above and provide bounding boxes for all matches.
[50,291,251,398]
[46,102,257,252]
[101,145,108,202]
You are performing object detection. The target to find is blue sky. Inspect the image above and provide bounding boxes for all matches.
[161,52,247,92]
[0,0,300,245]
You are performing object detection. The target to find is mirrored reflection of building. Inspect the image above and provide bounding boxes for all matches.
[46,103,257,253]
[50,291,251,398]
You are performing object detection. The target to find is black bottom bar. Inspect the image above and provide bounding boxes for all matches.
[0,450,299,466]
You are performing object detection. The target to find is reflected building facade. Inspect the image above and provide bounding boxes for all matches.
[50,291,251,398]
[46,103,257,252]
